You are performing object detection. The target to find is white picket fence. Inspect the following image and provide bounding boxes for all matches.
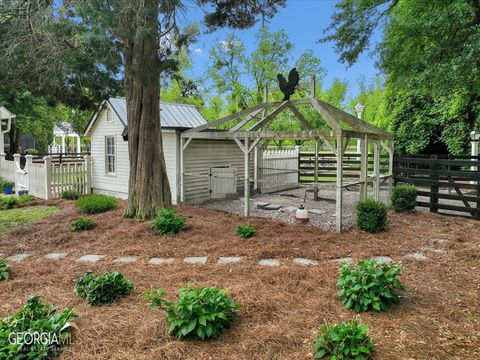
[260,147,299,193]
[0,153,91,199]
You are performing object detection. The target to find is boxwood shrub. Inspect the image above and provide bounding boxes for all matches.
[146,286,241,340]
[313,319,374,359]
[0,296,76,359]
[391,183,417,212]
[61,189,81,200]
[70,217,94,232]
[75,194,117,214]
[356,199,387,233]
[0,259,10,281]
[337,260,406,312]
[151,208,186,236]
[74,271,133,306]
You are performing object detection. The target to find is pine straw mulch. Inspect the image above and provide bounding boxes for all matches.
[0,200,479,359]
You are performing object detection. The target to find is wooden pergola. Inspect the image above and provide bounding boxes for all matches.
[181,79,394,232]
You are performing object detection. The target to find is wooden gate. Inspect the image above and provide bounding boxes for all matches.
[394,155,480,219]
[209,166,237,199]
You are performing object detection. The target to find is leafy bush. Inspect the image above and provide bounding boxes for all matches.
[236,223,255,238]
[0,296,76,359]
[69,217,94,232]
[61,189,80,200]
[146,286,241,340]
[75,194,117,214]
[19,194,35,204]
[391,183,417,212]
[313,319,375,359]
[0,259,10,281]
[74,271,133,306]
[151,208,186,236]
[356,199,387,233]
[24,148,39,155]
[337,260,406,312]
[0,196,19,210]
[3,181,14,188]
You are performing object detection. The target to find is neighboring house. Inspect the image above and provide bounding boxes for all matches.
[85,97,246,204]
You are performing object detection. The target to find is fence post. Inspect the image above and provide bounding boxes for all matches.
[430,155,439,213]
[85,155,92,194]
[13,154,21,193]
[25,155,33,192]
[44,156,52,200]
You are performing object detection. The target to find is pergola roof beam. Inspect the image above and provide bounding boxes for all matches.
[288,104,313,130]
[248,101,289,131]
[310,98,342,134]
[230,107,265,132]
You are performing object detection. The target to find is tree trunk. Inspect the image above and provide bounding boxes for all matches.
[123,0,172,219]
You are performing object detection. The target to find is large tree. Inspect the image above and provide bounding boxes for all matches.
[323,0,480,154]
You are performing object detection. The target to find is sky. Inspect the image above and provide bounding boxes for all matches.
[180,0,383,101]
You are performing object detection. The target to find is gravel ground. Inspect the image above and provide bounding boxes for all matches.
[201,185,390,231]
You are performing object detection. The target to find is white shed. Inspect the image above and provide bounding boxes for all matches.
[85,97,246,204]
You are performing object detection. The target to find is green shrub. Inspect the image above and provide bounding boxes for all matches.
[146,286,241,340]
[70,217,94,232]
[61,189,81,200]
[0,259,10,281]
[19,194,35,204]
[74,271,133,306]
[75,194,117,214]
[24,148,39,155]
[356,199,387,233]
[236,223,255,238]
[337,260,406,312]
[0,196,19,210]
[151,208,186,236]
[3,181,14,188]
[313,319,375,359]
[0,296,76,359]
[391,183,417,212]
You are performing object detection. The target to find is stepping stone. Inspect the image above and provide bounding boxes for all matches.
[281,206,298,213]
[330,257,353,264]
[149,257,174,265]
[371,256,394,264]
[255,202,270,209]
[404,252,428,261]
[183,257,208,264]
[44,252,67,260]
[423,246,445,254]
[77,254,105,263]
[113,256,138,264]
[218,256,243,264]
[5,253,30,262]
[308,209,325,216]
[264,204,282,211]
[293,258,319,266]
[258,259,280,266]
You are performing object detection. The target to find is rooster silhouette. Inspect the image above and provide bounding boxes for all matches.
[277,68,300,101]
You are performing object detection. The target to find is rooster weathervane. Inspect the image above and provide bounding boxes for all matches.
[277,68,300,101]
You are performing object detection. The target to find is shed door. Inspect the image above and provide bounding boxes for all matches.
[209,166,237,199]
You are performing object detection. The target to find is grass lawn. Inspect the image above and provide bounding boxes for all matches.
[0,205,59,233]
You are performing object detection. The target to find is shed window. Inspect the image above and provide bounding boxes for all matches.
[105,136,115,174]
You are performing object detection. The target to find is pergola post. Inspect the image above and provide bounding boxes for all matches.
[76,135,81,154]
[388,140,394,198]
[373,141,381,201]
[314,140,319,201]
[61,135,66,153]
[244,136,250,217]
[336,134,344,233]
[359,134,368,200]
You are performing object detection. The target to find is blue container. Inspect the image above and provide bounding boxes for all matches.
[3,186,13,195]
[17,190,29,196]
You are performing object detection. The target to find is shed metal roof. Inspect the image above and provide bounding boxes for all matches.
[109,97,206,129]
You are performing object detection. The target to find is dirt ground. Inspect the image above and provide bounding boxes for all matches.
[0,200,479,359]
[202,185,390,231]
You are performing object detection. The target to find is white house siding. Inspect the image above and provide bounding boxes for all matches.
[90,106,179,203]
[184,139,252,204]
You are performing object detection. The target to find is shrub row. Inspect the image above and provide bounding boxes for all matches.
[0,194,35,210]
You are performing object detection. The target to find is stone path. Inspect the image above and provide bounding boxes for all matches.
[1,239,449,267]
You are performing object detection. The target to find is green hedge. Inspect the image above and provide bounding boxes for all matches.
[391,183,417,212]
[356,199,387,233]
